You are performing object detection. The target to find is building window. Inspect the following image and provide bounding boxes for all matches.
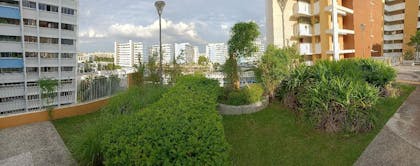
[26,67,38,72]
[39,21,59,29]
[61,23,75,31]
[40,52,59,58]
[38,3,58,12]
[61,7,75,15]
[0,17,20,25]
[24,36,38,43]
[41,67,58,72]
[0,35,21,42]
[62,53,75,58]
[0,96,25,102]
[28,95,39,100]
[61,39,74,45]
[25,52,38,58]
[60,91,73,96]
[22,0,36,9]
[61,67,73,71]
[0,68,23,73]
[0,52,22,58]
[40,37,58,44]
[23,19,37,26]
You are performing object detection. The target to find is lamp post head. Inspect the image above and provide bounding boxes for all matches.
[155,1,165,16]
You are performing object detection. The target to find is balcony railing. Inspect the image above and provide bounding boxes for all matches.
[294,23,312,37]
[299,43,312,55]
[315,43,321,54]
[384,14,404,22]
[293,1,311,16]
[384,24,404,31]
[384,34,404,41]
[0,86,24,98]
[41,72,59,78]
[0,73,24,84]
[40,58,59,66]
[384,3,405,12]
[0,100,25,113]
[384,43,403,50]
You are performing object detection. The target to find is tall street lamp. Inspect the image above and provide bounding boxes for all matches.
[155,1,165,85]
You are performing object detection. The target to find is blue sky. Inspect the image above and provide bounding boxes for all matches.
[78,0,266,52]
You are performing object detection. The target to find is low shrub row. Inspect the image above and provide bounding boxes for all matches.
[74,75,230,165]
[219,84,265,106]
[280,59,397,133]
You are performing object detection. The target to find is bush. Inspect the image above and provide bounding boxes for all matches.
[101,75,230,165]
[220,84,265,106]
[280,59,396,133]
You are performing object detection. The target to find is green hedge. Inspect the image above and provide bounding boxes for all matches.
[101,75,230,165]
[280,59,395,133]
[220,84,265,106]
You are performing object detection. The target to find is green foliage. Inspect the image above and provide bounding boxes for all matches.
[198,56,209,66]
[94,57,114,62]
[39,78,59,119]
[100,75,230,165]
[226,22,260,89]
[256,45,294,101]
[403,50,414,60]
[71,85,168,165]
[220,84,265,106]
[280,59,397,133]
[147,53,160,84]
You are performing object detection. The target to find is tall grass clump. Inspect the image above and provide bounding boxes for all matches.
[280,59,397,133]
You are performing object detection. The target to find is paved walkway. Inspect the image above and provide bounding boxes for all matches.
[355,66,420,166]
[0,122,75,166]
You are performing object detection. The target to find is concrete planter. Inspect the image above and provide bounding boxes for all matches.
[218,96,269,115]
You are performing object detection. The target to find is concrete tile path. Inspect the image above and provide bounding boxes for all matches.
[0,122,75,166]
[355,66,420,166]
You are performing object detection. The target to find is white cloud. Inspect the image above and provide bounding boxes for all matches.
[79,29,107,38]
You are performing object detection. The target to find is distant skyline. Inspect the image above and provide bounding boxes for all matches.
[79,0,266,53]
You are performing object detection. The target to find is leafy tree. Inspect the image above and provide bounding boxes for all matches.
[198,56,209,66]
[39,78,58,119]
[408,30,420,62]
[147,52,160,84]
[226,22,260,89]
[256,45,292,102]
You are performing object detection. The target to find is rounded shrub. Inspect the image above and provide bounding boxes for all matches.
[220,84,265,106]
[101,75,230,165]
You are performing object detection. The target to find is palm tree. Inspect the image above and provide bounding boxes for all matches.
[278,0,288,47]
[408,30,420,64]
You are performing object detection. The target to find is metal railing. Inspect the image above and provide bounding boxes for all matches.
[77,75,128,103]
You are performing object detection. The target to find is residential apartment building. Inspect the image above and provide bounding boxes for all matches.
[383,0,420,59]
[266,0,384,64]
[148,44,173,64]
[114,40,143,67]
[0,0,78,115]
[206,43,228,65]
[174,43,194,64]
[239,38,266,64]
[193,46,199,64]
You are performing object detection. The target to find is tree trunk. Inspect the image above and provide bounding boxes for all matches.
[269,91,275,103]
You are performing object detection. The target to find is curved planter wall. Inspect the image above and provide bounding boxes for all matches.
[218,96,269,115]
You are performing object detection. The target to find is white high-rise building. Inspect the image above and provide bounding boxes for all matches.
[0,0,78,115]
[114,40,143,67]
[174,43,194,64]
[193,46,199,64]
[148,44,173,64]
[206,43,228,65]
[240,38,266,64]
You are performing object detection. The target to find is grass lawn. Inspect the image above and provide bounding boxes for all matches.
[223,84,416,165]
[53,84,416,165]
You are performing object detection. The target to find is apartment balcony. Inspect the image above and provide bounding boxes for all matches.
[39,11,59,22]
[41,72,59,78]
[60,95,75,104]
[38,0,59,6]
[314,23,320,35]
[61,30,77,39]
[0,86,24,98]
[27,86,40,95]
[0,100,26,113]
[293,1,311,17]
[39,28,60,38]
[384,34,404,41]
[40,43,59,52]
[61,71,75,78]
[417,22,420,29]
[40,58,59,66]
[25,43,38,52]
[384,24,404,31]
[0,42,22,52]
[27,99,41,109]
[313,1,320,15]
[62,44,77,52]
[26,72,39,81]
[325,4,354,16]
[61,14,77,24]
[62,0,77,8]
[61,83,75,91]
[24,26,37,36]
[0,73,24,84]
[0,24,21,36]
[25,57,39,67]
[299,43,312,55]
[294,23,312,37]
[384,52,403,57]
[315,43,321,54]
[61,58,76,66]
[384,43,403,50]
[22,8,37,20]
[385,3,405,12]
[384,14,404,22]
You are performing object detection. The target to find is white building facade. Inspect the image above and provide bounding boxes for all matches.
[0,0,78,115]
[206,43,228,65]
[148,44,173,64]
[174,43,194,64]
[114,40,143,67]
